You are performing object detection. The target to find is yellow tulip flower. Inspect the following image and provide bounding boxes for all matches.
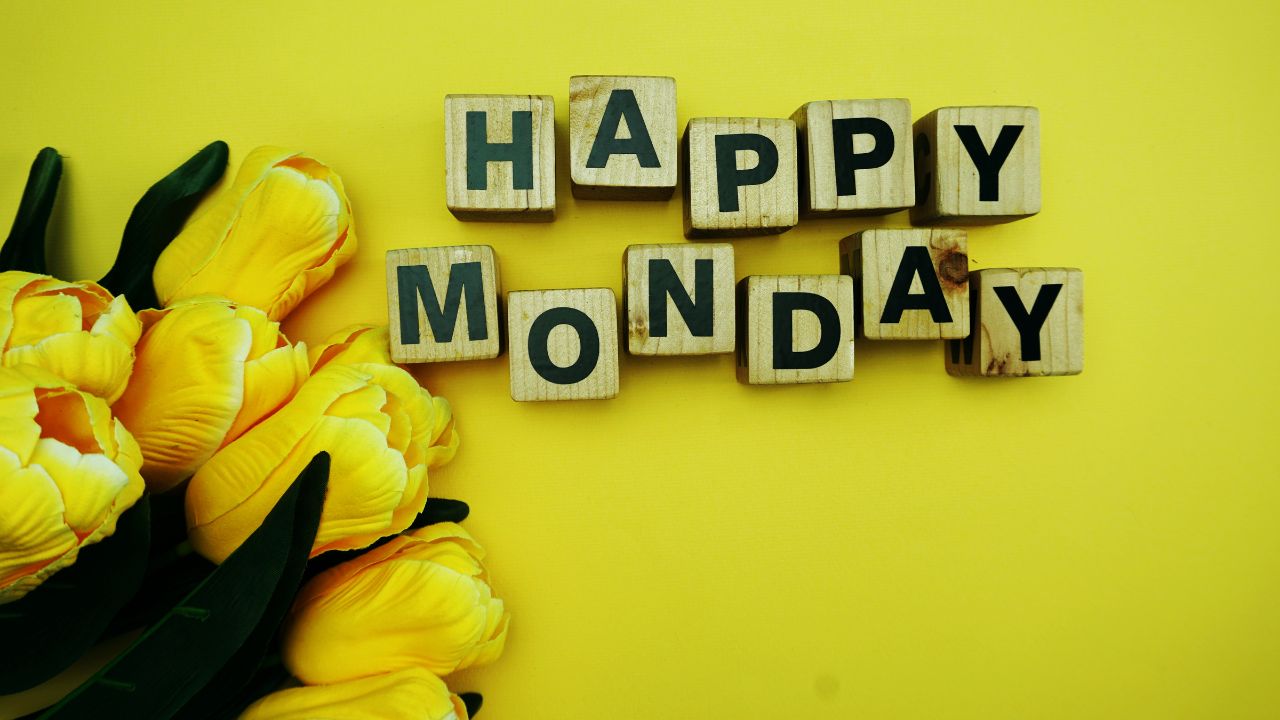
[284,523,508,683]
[152,146,356,322]
[0,365,144,603]
[0,271,141,404]
[111,297,310,492]
[309,324,393,370]
[240,668,470,720]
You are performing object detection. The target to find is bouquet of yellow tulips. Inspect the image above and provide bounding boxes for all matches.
[0,143,507,719]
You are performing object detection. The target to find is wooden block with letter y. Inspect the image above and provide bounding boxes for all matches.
[508,288,620,401]
[946,268,1083,377]
[792,98,915,216]
[386,245,502,363]
[445,94,556,221]
[736,275,854,385]
[683,117,798,238]
[623,243,735,355]
[840,228,969,340]
[570,75,677,199]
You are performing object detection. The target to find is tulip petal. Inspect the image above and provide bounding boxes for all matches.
[9,292,81,346]
[0,456,75,600]
[4,331,136,404]
[309,325,392,370]
[228,342,310,444]
[240,668,465,720]
[27,438,133,540]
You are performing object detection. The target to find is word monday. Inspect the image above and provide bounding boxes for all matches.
[390,76,1083,401]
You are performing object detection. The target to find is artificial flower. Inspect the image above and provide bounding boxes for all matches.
[240,668,469,720]
[309,324,393,370]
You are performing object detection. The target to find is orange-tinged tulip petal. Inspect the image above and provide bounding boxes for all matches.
[309,325,393,370]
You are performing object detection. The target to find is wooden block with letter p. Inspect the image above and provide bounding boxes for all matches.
[946,268,1083,377]
[792,99,914,216]
[683,117,798,238]
[840,228,969,340]
[386,245,502,363]
[911,106,1040,225]
[444,94,556,221]
[623,243,735,355]
[570,75,677,199]
[508,288,620,401]
[736,275,854,385]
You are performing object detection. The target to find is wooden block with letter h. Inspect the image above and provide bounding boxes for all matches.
[623,243,735,355]
[570,75,677,199]
[840,228,969,340]
[386,245,502,363]
[792,99,915,216]
[508,288,620,401]
[736,275,854,384]
[911,106,1040,225]
[946,268,1083,377]
[683,117,798,238]
[445,94,556,221]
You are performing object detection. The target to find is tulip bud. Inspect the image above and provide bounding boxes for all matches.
[240,668,470,720]
[283,523,508,683]
[0,365,144,603]
[0,271,141,404]
[152,147,356,321]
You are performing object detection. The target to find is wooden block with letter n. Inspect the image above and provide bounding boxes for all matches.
[946,268,1083,377]
[508,288,620,401]
[386,245,502,363]
[623,243,735,355]
[444,94,556,221]
[569,75,677,199]
[683,117,798,238]
[840,228,969,340]
[911,106,1040,225]
[792,99,915,216]
[736,275,854,385]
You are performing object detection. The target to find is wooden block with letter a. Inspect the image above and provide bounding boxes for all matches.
[911,106,1040,225]
[792,99,915,216]
[623,243,735,355]
[386,245,502,363]
[736,275,854,385]
[683,117,798,238]
[570,75,677,199]
[508,288,620,401]
[444,94,556,221]
[946,268,1083,377]
[840,228,969,340]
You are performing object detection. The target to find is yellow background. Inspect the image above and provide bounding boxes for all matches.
[2,1,1278,717]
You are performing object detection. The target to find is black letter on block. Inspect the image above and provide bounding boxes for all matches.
[954,125,1023,201]
[880,246,952,324]
[397,263,488,345]
[466,110,534,190]
[993,284,1062,361]
[949,335,975,365]
[586,89,660,169]
[914,132,932,204]
[772,292,840,370]
[649,258,714,337]
[714,134,779,212]
[528,308,600,384]
[832,117,894,196]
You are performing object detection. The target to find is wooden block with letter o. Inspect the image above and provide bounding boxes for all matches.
[623,243,735,355]
[508,288,620,401]
[792,98,914,216]
[570,75,677,199]
[445,94,556,221]
[946,268,1083,377]
[736,275,854,385]
[911,106,1040,225]
[683,117,798,238]
[840,228,969,340]
[386,245,502,363]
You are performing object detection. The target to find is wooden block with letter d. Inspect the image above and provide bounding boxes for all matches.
[508,288,620,401]
[840,228,969,340]
[946,268,1083,377]
[444,94,556,221]
[911,106,1040,225]
[386,245,502,363]
[570,75,677,199]
[792,99,915,216]
[736,275,854,385]
[683,117,798,238]
[623,243,735,355]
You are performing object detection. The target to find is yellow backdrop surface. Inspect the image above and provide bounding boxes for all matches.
[2,2,1277,718]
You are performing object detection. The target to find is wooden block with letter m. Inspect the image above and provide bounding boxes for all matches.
[387,246,502,363]
[946,268,1083,377]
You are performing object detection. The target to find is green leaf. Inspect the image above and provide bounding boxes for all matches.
[460,692,484,717]
[1,147,62,274]
[412,497,470,528]
[39,453,329,720]
[0,495,150,694]
[98,141,228,310]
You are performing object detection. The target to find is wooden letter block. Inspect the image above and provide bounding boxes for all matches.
[508,288,619,401]
[792,99,915,216]
[946,268,1083,377]
[911,106,1040,225]
[386,246,502,363]
[736,275,854,385]
[840,228,969,340]
[683,117,798,238]
[569,75,677,199]
[623,243,735,356]
[444,94,555,221]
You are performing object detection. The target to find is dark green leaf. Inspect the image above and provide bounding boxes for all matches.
[460,692,483,717]
[412,497,470,527]
[98,141,228,310]
[1,147,62,274]
[0,495,150,694]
